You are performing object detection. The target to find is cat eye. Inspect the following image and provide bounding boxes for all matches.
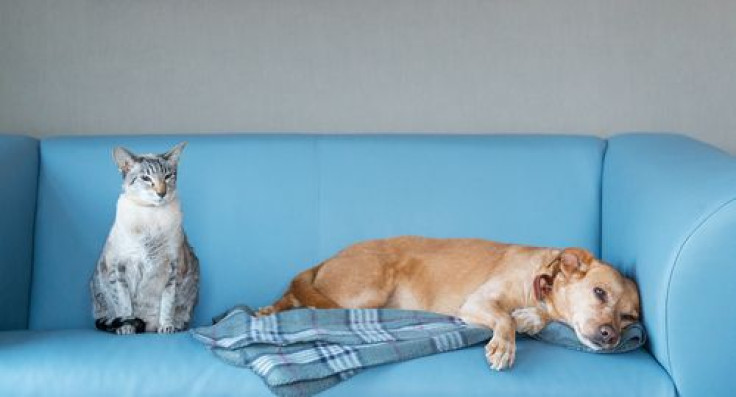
[165,173,174,180]
[140,175,151,182]
[593,287,607,302]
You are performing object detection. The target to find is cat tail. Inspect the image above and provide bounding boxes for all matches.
[95,317,146,334]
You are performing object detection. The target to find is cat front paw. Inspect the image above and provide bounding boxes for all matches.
[157,324,177,334]
[116,324,137,335]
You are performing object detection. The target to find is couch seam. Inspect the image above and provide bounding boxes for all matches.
[665,196,736,378]
[314,136,323,261]
[598,138,609,258]
[25,138,42,330]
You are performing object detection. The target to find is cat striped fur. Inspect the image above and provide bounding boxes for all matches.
[90,142,199,335]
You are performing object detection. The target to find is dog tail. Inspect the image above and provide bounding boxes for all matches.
[266,265,341,314]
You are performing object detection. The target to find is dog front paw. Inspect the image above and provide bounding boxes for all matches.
[485,334,515,371]
[512,307,547,335]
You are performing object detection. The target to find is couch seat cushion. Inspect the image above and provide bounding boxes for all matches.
[0,330,674,396]
[0,330,263,397]
[326,338,675,397]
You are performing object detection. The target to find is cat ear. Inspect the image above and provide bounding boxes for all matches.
[162,142,187,166]
[113,147,138,175]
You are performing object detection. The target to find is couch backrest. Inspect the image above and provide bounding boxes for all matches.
[0,135,38,331]
[29,134,605,330]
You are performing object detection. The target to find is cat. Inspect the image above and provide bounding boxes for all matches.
[90,142,199,335]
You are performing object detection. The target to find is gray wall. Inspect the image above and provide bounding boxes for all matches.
[1,0,735,152]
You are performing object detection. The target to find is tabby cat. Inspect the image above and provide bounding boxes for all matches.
[90,142,199,334]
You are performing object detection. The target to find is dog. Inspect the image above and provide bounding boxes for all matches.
[258,236,640,370]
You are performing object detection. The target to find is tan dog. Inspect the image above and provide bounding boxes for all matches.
[259,236,640,370]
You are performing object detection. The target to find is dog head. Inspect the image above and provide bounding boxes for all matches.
[534,248,640,351]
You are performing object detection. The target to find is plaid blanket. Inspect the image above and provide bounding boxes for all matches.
[191,306,646,397]
[191,306,491,396]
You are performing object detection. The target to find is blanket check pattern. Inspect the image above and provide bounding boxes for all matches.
[191,307,491,396]
[191,306,645,397]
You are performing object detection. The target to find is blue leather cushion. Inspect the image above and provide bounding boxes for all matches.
[602,133,736,397]
[0,330,263,397]
[316,135,605,257]
[0,330,674,397]
[0,135,38,331]
[30,134,605,330]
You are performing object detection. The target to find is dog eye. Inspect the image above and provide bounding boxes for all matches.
[593,287,607,302]
[621,314,637,323]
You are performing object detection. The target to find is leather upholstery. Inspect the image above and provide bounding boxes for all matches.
[29,134,605,330]
[0,135,38,330]
[0,330,674,397]
[4,132,733,395]
[603,133,736,396]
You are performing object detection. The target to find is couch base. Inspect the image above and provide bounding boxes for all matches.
[0,329,675,396]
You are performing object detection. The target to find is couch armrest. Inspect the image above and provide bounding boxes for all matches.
[0,135,38,330]
[603,133,736,397]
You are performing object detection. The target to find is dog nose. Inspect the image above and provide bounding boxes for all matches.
[597,324,619,345]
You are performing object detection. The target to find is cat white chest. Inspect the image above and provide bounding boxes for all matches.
[107,195,183,266]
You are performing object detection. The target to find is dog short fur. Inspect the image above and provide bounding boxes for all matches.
[259,236,640,370]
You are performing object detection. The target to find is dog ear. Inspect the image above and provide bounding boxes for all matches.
[533,274,554,301]
[559,248,593,278]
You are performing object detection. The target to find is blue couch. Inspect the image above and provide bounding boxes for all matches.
[1,133,734,396]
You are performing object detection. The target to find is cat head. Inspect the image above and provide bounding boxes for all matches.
[113,142,187,206]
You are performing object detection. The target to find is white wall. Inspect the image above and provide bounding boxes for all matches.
[1,0,735,153]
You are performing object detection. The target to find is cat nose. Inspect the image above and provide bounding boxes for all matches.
[156,191,166,198]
